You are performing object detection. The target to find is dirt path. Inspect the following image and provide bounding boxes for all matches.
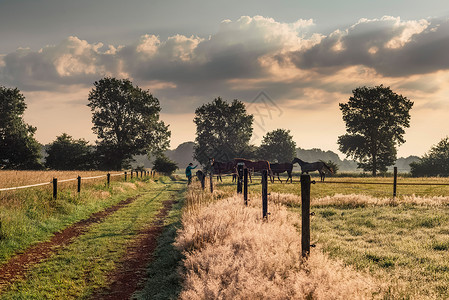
[0,194,141,291]
[90,199,176,300]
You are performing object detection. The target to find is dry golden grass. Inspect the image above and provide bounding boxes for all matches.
[269,192,449,207]
[176,193,381,299]
[0,170,114,188]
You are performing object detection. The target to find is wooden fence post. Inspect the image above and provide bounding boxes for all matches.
[262,170,268,219]
[124,171,127,181]
[300,174,311,258]
[244,168,248,206]
[209,173,213,193]
[107,173,111,187]
[77,176,81,194]
[53,177,58,199]
[237,164,244,194]
[201,173,205,190]
[393,166,398,199]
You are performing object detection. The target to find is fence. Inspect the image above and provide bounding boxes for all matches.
[0,170,154,199]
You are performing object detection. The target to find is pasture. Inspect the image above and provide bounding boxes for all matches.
[1,169,449,299]
[208,174,449,299]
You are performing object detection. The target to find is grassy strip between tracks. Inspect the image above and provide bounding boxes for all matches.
[0,178,186,299]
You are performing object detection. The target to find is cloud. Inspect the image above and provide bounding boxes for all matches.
[285,16,449,77]
[0,15,449,114]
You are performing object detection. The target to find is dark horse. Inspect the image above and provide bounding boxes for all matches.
[292,157,333,181]
[233,158,271,183]
[270,162,293,183]
[210,159,237,182]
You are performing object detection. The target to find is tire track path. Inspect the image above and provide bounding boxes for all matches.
[0,194,141,291]
[91,199,176,299]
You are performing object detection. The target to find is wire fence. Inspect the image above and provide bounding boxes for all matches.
[0,170,154,198]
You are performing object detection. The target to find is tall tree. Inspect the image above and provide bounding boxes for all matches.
[338,85,413,176]
[410,137,449,177]
[88,77,170,170]
[0,86,42,169]
[45,133,94,170]
[194,97,254,165]
[258,129,296,162]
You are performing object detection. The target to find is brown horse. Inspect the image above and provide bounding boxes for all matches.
[233,158,271,183]
[210,159,237,182]
[269,163,293,183]
[292,157,333,181]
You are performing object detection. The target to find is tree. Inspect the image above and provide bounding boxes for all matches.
[45,133,95,170]
[258,129,296,162]
[88,77,170,170]
[410,137,449,177]
[0,86,42,169]
[338,85,413,176]
[194,97,254,165]
[152,154,178,175]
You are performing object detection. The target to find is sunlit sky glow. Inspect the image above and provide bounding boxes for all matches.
[1,0,449,158]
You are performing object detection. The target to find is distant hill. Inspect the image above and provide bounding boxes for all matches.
[127,142,419,173]
[130,141,199,170]
[295,148,419,173]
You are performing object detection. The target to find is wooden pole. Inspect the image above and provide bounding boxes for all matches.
[52,177,58,199]
[77,176,81,194]
[393,166,398,198]
[107,173,111,187]
[237,164,243,194]
[262,170,268,219]
[201,173,205,190]
[301,174,311,258]
[131,170,133,179]
[209,173,213,193]
[124,171,127,181]
[244,168,248,206]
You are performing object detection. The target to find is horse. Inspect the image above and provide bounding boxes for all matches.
[269,162,293,183]
[233,158,271,183]
[292,157,333,181]
[210,158,237,182]
[196,170,206,182]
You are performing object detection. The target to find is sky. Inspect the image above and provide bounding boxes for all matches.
[1,0,449,158]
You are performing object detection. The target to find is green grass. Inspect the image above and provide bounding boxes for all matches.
[0,177,153,264]
[132,182,185,300]
[0,179,186,299]
[302,205,449,298]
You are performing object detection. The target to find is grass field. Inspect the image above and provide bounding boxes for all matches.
[208,175,449,299]
[0,171,186,298]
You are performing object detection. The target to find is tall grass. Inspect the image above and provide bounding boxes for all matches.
[176,192,380,299]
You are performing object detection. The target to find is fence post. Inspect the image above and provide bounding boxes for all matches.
[244,168,248,206]
[209,173,213,193]
[393,166,398,199]
[131,170,133,179]
[237,164,244,194]
[107,173,111,187]
[77,176,81,194]
[300,174,311,258]
[52,177,58,200]
[201,173,205,190]
[262,170,268,219]
[124,171,127,181]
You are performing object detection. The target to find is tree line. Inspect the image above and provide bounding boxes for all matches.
[1,78,171,171]
[1,79,448,176]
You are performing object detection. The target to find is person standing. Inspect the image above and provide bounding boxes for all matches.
[185,163,197,185]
